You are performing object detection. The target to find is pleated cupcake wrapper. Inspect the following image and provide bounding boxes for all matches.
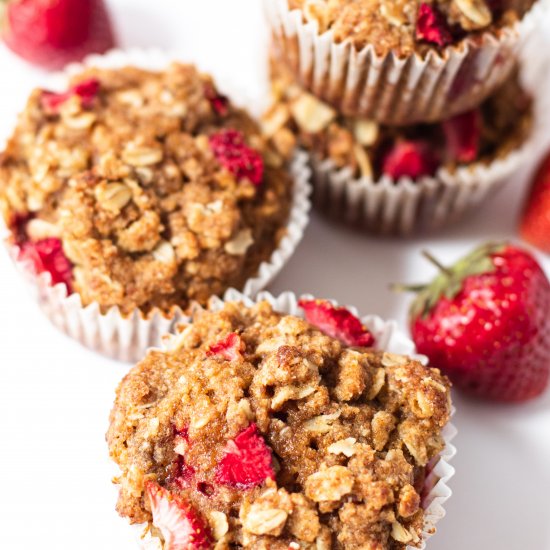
[309,142,530,235]
[308,40,550,238]
[130,289,457,549]
[265,0,536,125]
[1,48,312,362]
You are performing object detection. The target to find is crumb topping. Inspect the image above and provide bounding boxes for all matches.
[287,0,534,56]
[107,301,452,549]
[0,64,293,314]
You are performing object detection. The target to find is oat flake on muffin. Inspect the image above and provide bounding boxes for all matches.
[0,64,294,315]
[107,300,452,549]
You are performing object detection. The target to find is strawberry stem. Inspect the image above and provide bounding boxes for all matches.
[391,283,426,293]
[421,250,452,277]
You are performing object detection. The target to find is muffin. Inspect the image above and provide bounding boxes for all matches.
[266,0,536,124]
[107,297,453,549]
[264,57,533,234]
[0,55,310,359]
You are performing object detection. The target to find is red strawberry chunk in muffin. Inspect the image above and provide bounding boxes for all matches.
[215,423,275,489]
[204,84,229,116]
[382,140,439,180]
[416,3,453,47]
[209,129,264,186]
[299,299,375,347]
[40,78,101,113]
[19,238,73,293]
[207,332,246,361]
[443,109,481,163]
[146,482,213,550]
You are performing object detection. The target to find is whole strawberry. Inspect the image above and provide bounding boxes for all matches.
[520,151,550,253]
[1,0,115,70]
[407,243,550,402]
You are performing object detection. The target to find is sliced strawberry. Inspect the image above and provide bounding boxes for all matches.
[204,84,229,116]
[381,140,439,180]
[41,78,101,114]
[215,424,275,489]
[207,332,245,361]
[416,3,453,47]
[443,109,481,163]
[299,299,375,348]
[209,130,264,186]
[19,238,73,293]
[146,482,213,550]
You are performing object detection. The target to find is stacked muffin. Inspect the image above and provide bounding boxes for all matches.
[264,0,536,234]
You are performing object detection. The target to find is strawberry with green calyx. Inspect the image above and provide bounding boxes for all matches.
[403,243,550,402]
[1,0,115,70]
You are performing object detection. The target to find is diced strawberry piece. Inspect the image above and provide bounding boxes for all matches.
[171,456,196,490]
[299,299,375,348]
[443,109,481,163]
[146,482,213,550]
[209,130,264,186]
[207,332,245,362]
[19,238,73,293]
[204,84,229,116]
[381,140,439,180]
[416,3,453,47]
[41,78,101,113]
[215,424,275,489]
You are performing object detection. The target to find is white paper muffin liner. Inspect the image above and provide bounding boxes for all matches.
[265,0,538,125]
[1,49,312,362]
[129,289,457,549]
[306,50,549,237]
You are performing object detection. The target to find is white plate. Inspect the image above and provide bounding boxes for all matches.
[0,1,549,549]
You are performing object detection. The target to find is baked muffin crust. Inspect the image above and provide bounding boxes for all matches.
[287,0,535,57]
[0,64,293,314]
[107,300,452,549]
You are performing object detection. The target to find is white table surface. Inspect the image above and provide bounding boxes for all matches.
[0,1,549,548]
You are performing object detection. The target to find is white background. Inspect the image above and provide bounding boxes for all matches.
[0,1,549,548]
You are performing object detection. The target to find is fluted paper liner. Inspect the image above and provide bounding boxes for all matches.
[266,0,538,125]
[1,49,312,362]
[129,289,457,549]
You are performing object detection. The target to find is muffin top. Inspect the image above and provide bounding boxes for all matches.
[288,0,534,56]
[107,299,452,549]
[264,57,532,181]
[0,64,293,315]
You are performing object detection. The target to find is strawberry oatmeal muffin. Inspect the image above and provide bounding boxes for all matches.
[0,63,304,338]
[266,0,537,123]
[107,298,452,549]
[264,58,533,234]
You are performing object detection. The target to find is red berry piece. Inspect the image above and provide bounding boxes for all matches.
[2,0,115,70]
[171,456,196,490]
[299,299,375,348]
[204,84,229,116]
[416,3,453,47]
[520,152,550,253]
[443,109,481,163]
[407,244,550,402]
[209,130,264,186]
[41,78,101,114]
[215,424,275,489]
[19,238,73,293]
[146,482,213,550]
[207,332,246,362]
[381,140,439,180]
